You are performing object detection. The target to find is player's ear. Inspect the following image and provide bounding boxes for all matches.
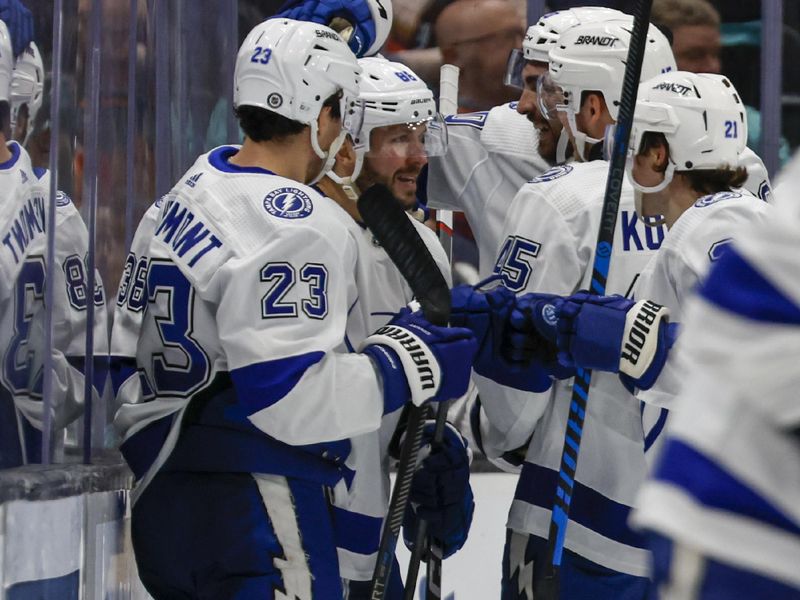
[335,136,356,170]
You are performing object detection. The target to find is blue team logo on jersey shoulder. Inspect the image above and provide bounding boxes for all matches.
[529,164,573,183]
[263,188,314,220]
[55,191,72,207]
[694,191,742,208]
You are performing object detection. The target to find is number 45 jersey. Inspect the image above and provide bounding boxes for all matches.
[483,159,666,577]
[111,145,393,501]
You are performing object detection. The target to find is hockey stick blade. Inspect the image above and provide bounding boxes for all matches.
[539,1,655,598]
[358,183,451,326]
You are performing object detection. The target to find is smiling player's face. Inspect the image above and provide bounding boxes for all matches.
[357,123,429,209]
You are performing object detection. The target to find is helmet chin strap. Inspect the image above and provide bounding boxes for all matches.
[326,151,364,201]
[626,157,675,228]
[565,110,601,162]
[556,128,570,164]
[309,123,349,186]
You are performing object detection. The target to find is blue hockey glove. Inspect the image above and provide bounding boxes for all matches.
[0,0,33,57]
[556,292,677,390]
[276,0,390,57]
[403,421,474,559]
[506,292,576,380]
[361,308,477,414]
[450,281,552,392]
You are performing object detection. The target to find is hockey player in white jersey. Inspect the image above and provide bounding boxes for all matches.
[630,189,800,598]
[450,18,677,599]
[312,55,473,599]
[112,19,476,599]
[517,71,771,432]
[0,20,107,468]
[506,70,778,595]
[424,6,627,279]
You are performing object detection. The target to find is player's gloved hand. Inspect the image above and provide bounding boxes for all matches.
[506,292,575,379]
[450,279,552,392]
[361,308,477,414]
[276,0,390,57]
[403,421,474,559]
[556,292,676,390]
[0,0,33,57]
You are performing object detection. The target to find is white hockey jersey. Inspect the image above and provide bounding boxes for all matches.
[111,147,450,580]
[425,102,550,276]
[330,210,451,581]
[632,192,800,590]
[482,160,667,576]
[635,190,771,411]
[0,147,107,467]
[113,146,397,500]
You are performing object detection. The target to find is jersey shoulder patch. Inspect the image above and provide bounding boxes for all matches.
[444,111,489,130]
[262,187,314,220]
[694,191,743,208]
[55,190,72,207]
[528,164,573,183]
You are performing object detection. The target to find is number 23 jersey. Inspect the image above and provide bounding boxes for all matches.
[112,145,393,498]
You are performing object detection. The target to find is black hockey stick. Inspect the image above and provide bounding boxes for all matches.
[359,184,451,600]
[537,2,654,598]
[402,61,460,600]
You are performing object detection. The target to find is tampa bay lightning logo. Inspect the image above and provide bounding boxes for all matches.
[541,303,558,326]
[694,191,742,208]
[263,187,314,219]
[55,191,72,207]
[529,164,573,183]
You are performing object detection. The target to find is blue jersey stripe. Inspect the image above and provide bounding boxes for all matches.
[332,506,384,556]
[515,462,647,549]
[230,351,325,413]
[700,248,800,324]
[654,439,800,537]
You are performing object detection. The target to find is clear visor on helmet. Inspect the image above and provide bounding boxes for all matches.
[536,71,566,121]
[504,48,526,89]
[352,111,448,159]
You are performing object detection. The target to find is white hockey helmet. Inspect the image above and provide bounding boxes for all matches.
[331,56,446,196]
[539,17,676,159]
[10,42,44,131]
[524,7,627,63]
[234,18,361,161]
[623,71,747,198]
[505,7,625,89]
[0,20,13,104]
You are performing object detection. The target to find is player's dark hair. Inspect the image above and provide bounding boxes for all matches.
[638,131,748,194]
[235,91,342,143]
[0,101,10,137]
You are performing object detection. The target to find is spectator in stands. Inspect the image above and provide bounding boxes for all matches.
[652,0,791,164]
[435,0,526,112]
